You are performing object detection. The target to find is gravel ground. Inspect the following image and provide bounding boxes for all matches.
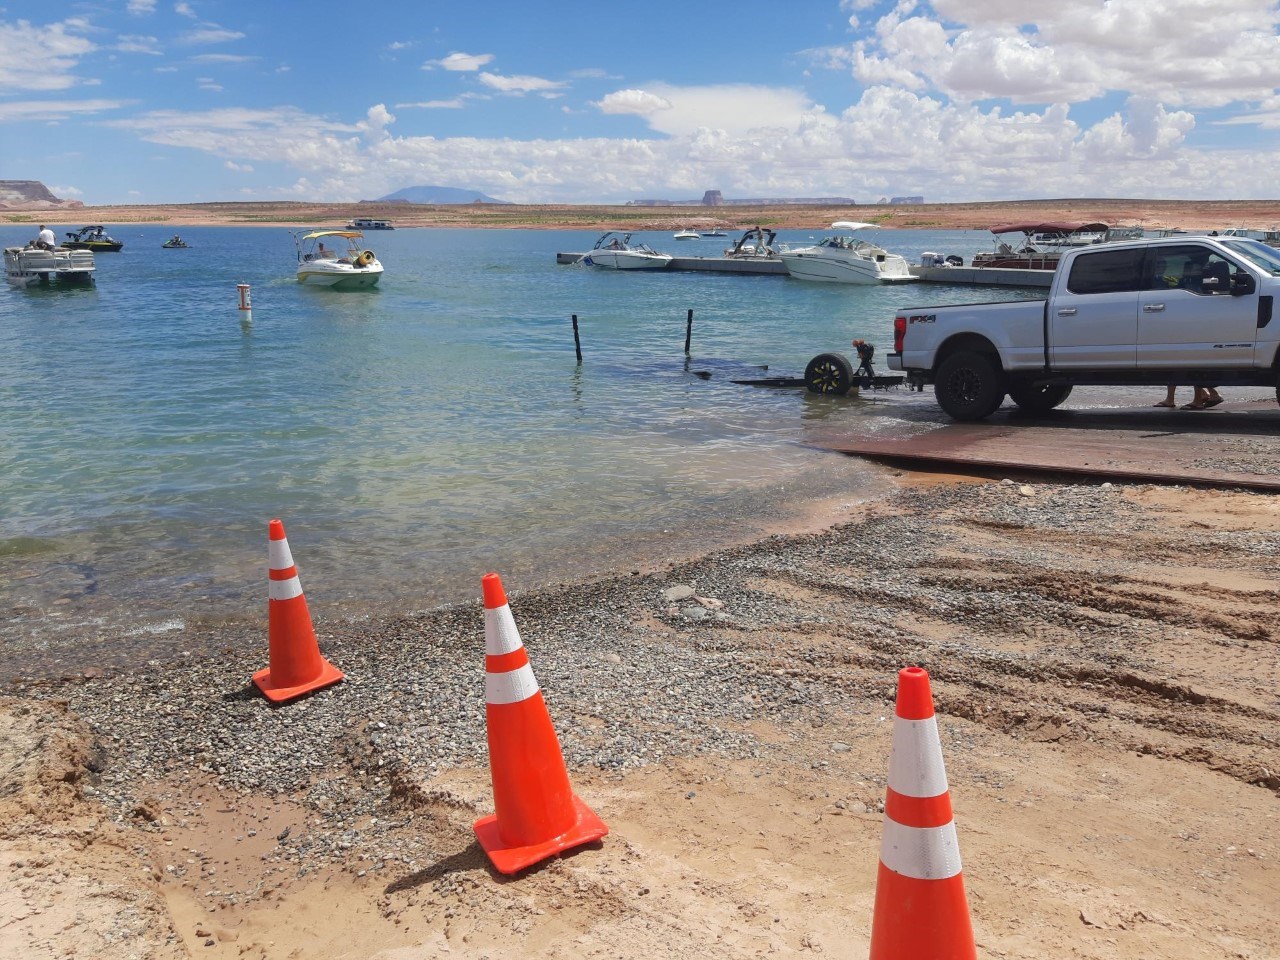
[10,477,1277,870]
[4,475,1278,958]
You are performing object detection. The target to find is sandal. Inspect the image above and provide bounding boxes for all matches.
[1181,401,1208,410]
[1204,397,1224,408]
[1153,401,1175,408]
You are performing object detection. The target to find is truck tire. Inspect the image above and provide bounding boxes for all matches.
[1008,383,1073,415]
[805,352,854,395]
[934,350,1006,421]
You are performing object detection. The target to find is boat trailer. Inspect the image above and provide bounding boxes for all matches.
[732,340,905,396]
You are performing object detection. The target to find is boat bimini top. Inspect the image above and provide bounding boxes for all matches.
[302,230,364,241]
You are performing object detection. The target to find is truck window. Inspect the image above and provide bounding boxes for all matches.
[1145,244,1239,294]
[1065,248,1147,294]
[1219,238,1280,275]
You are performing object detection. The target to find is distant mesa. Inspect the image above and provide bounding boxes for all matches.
[629,189,861,206]
[374,185,512,205]
[0,180,86,211]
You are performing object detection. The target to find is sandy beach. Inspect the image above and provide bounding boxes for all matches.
[3,467,1277,959]
[8,196,1280,233]
[3,199,1278,959]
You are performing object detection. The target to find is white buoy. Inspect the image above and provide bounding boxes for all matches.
[237,282,252,327]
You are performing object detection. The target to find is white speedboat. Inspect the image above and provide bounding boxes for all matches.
[578,232,672,270]
[673,228,700,240]
[4,244,96,288]
[724,227,783,259]
[295,230,383,289]
[780,221,914,284]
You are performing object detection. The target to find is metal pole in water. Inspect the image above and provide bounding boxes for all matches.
[237,283,253,327]
[684,308,694,354]
[572,314,582,365]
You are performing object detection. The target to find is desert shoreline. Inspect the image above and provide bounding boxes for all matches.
[7,197,1280,232]
[3,196,1279,958]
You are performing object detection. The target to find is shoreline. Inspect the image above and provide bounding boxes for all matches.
[3,471,1277,959]
[7,197,1280,232]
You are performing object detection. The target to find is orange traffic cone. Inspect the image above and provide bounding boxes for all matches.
[251,519,344,703]
[869,666,976,960]
[472,572,608,874]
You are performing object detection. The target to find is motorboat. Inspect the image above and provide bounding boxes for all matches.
[346,218,394,230]
[294,230,383,289]
[1219,226,1271,241]
[700,229,727,238]
[162,235,189,249]
[969,221,1110,270]
[723,227,783,259]
[63,225,123,252]
[577,232,672,270]
[673,228,700,240]
[5,244,96,288]
[780,222,914,284]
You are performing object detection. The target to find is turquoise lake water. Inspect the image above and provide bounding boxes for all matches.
[0,224,1032,672]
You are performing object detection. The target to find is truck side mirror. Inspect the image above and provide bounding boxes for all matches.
[1231,273,1256,296]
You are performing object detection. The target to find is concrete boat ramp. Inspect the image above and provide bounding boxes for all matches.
[808,401,1280,490]
[556,251,1049,286]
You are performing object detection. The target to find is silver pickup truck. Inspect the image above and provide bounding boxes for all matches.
[887,235,1280,420]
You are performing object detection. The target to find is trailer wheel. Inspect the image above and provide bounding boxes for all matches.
[1008,383,1073,415]
[805,353,855,395]
[934,350,1005,420]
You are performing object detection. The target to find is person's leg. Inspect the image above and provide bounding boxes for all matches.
[1155,385,1177,407]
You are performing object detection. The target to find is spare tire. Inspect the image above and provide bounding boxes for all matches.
[805,352,855,395]
[1008,383,1073,414]
[357,250,376,267]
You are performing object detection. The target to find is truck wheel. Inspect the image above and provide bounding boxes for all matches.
[934,350,1006,421]
[805,352,854,395]
[1008,383,1073,414]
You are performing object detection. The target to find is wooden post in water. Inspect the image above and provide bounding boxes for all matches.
[571,314,582,365]
[684,309,694,354]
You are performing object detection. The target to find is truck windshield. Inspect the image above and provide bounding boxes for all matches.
[1218,238,1280,275]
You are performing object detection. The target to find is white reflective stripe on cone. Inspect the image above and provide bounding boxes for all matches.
[269,539,295,571]
[486,662,540,705]
[879,818,963,880]
[887,715,949,798]
[269,576,304,601]
[484,605,524,656]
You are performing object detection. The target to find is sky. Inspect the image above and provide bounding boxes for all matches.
[4,1,1280,206]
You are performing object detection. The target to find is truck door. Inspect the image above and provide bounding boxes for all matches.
[1049,247,1144,367]
[1136,244,1258,367]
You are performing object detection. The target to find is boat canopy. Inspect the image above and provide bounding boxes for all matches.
[831,221,878,231]
[988,221,1110,235]
[302,230,363,240]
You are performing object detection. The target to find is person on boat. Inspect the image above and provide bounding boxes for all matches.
[36,224,56,250]
[317,242,332,259]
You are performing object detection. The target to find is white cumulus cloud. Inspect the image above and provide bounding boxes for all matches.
[432,52,494,72]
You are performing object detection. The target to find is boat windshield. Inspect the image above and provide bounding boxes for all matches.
[1218,238,1280,275]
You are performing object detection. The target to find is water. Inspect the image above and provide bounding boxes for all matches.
[0,224,1030,673]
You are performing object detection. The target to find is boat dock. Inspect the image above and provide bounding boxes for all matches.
[556,252,1051,286]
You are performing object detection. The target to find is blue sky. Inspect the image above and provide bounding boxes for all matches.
[4,1,1280,205]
